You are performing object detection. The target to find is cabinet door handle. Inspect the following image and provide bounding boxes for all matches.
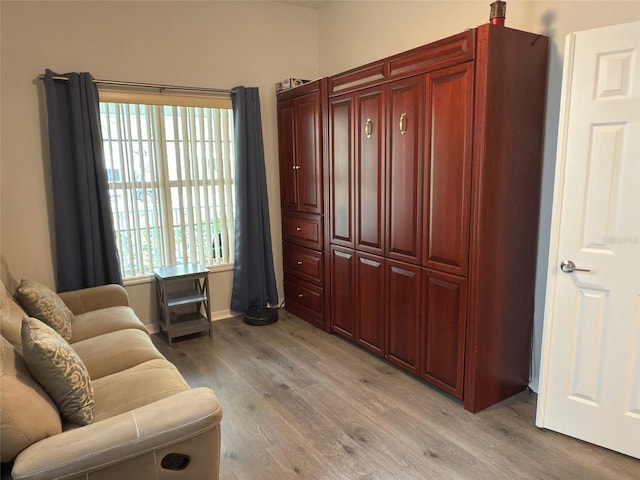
[399,113,407,135]
[295,227,302,231]
[365,118,372,139]
[297,261,303,265]
[298,293,304,298]
[292,165,301,170]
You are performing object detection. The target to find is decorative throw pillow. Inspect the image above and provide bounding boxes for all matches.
[21,317,94,425]
[15,279,73,341]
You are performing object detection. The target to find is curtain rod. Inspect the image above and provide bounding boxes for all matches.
[37,74,236,95]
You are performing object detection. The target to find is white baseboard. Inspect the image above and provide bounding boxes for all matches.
[144,309,241,335]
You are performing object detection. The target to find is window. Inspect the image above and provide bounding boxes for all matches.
[99,91,235,280]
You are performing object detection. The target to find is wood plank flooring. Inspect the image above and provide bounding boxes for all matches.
[153,311,640,480]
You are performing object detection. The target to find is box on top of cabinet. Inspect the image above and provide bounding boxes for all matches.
[275,78,310,92]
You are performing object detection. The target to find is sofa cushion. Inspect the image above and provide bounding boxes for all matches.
[58,284,130,315]
[1,284,26,349]
[70,306,148,343]
[92,359,189,422]
[0,335,62,462]
[72,328,164,380]
[21,318,94,425]
[15,279,73,342]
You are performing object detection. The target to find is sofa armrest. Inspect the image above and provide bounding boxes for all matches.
[58,284,130,314]
[11,388,223,480]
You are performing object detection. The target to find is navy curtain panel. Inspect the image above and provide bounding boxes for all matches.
[230,86,278,312]
[44,69,122,292]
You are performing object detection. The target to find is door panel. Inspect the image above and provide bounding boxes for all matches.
[330,246,356,338]
[329,94,354,246]
[537,22,640,458]
[297,93,323,214]
[356,87,386,255]
[421,269,467,398]
[386,259,421,373]
[277,101,297,211]
[356,252,386,355]
[581,123,625,250]
[423,63,472,275]
[387,77,424,264]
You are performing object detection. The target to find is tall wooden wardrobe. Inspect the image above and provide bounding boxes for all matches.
[277,24,549,413]
[277,80,328,330]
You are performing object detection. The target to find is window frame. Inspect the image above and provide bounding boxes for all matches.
[99,89,236,282]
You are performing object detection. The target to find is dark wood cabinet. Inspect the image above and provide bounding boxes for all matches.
[278,80,328,329]
[464,25,549,412]
[282,212,323,251]
[329,86,386,254]
[296,95,323,214]
[283,243,324,286]
[355,252,385,355]
[278,89,323,215]
[328,94,354,247]
[386,77,424,265]
[386,260,421,374]
[356,87,386,256]
[277,102,297,211]
[280,24,548,413]
[421,268,467,398]
[329,247,386,353]
[326,24,547,413]
[283,278,324,330]
[329,246,355,338]
[423,63,473,276]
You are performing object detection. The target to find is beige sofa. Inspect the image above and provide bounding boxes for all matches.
[0,281,222,480]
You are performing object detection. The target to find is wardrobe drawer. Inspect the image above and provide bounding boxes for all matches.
[282,213,323,250]
[284,244,324,285]
[285,278,324,315]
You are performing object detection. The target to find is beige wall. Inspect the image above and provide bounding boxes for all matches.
[1,1,638,384]
[0,1,320,326]
[317,0,640,391]
[318,1,640,74]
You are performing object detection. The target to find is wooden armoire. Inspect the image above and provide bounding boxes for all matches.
[277,24,549,413]
[277,79,328,330]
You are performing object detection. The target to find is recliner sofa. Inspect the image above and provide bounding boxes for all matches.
[0,279,222,480]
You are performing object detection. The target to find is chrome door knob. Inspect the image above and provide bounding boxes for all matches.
[560,259,591,273]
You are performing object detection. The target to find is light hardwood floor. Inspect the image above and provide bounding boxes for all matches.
[153,311,640,480]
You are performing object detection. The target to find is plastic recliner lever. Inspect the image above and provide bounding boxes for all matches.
[161,453,191,470]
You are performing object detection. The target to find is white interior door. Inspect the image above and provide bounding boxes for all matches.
[536,21,640,458]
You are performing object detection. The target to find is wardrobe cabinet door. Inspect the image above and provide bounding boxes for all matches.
[356,87,385,256]
[330,246,356,339]
[386,259,421,373]
[386,77,424,265]
[423,63,473,275]
[296,92,323,214]
[329,94,354,246]
[277,100,298,211]
[355,252,386,355]
[421,269,467,398]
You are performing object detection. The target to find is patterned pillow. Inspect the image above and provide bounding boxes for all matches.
[21,317,95,425]
[15,279,73,341]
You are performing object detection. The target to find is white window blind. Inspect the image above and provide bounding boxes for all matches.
[99,93,235,279]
